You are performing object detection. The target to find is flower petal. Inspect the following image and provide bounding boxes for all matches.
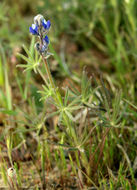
[46,20,51,29]
[42,19,51,30]
[29,24,39,35]
[44,35,50,44]
[42,19,47,29]
[29,27,36,35]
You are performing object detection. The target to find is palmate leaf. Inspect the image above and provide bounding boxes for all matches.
[38,84,55,102]
[67,95,82,107]
[17,53,31,64]
[17,37,41,73]
[17,53,41,73]
[23,44,34,60]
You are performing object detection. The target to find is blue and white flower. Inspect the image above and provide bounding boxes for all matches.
[42,19,51,30]
[43,35,50,45]
[29,24,39,35]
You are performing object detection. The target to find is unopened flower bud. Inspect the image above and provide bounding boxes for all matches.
[34,14,44,26]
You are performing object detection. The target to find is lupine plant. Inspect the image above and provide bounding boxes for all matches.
[15,14,136,189]
[18,14,83,188]
[27,14,79,147]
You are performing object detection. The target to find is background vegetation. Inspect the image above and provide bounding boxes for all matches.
[0,0,137,189]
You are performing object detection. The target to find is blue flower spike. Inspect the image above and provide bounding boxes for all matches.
[29,24,39,35]
[30,14,52,56]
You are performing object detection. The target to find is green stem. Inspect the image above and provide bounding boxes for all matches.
[41,56,77,143]
[37,68,48,86]
[42,56,55,89]
[42,56,63,104]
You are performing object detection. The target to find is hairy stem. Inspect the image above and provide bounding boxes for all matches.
[41,56,77,143]
[42,56,55,89]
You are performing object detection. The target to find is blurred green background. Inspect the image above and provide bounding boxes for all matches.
[0,0,137,84]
